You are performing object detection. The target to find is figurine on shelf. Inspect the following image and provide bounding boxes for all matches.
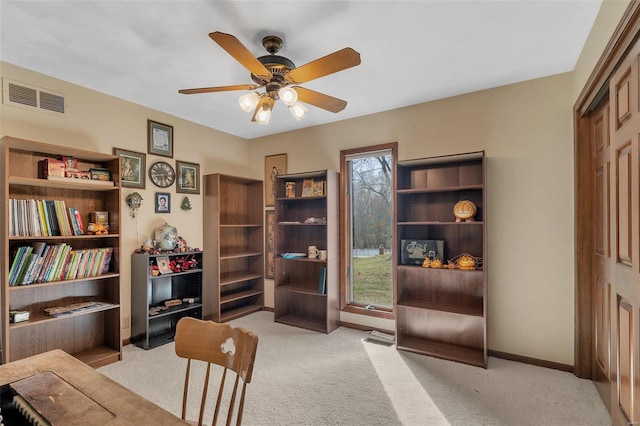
[87,222,108,235]
[453,200,477,222]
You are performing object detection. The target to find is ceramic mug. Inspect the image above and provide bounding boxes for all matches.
[318,250,327,261]
[308,246,319,259]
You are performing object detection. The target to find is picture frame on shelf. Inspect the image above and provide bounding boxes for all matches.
[155,192,171,213]
[265,209,275,279]
[156,256,172,274]
[89,167,112,182]
[113,148,146,189]
[147,119,173,158]
[264,153,287,207]
[176,160,200,194]
[301,178,314,197]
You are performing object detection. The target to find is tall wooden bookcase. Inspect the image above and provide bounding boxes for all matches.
[395,151,486,367]
[0,136,122,368]
[274,170,339,333]
[203,174,264,322]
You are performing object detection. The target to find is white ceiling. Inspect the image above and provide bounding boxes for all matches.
[1,1,602,140]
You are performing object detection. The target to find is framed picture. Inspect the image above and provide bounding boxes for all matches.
[155,192,171,213]
[265,210,275,279]
[264,153,287,207]
[147,119,173,158]
[156,256,172,274]
[113,148,146,189]
[89,167,112,182]
[176,160,200,194]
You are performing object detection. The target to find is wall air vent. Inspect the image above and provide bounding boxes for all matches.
[2,78,67,115]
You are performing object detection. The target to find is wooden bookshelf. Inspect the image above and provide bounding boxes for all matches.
[395,151,487,368]
[274,170,339,333]
[203,174,264,322]
[1,136,122,367]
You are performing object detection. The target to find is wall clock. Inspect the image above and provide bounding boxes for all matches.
[149,161,176,188]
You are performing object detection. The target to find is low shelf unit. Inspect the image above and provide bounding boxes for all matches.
[131,251,203,349]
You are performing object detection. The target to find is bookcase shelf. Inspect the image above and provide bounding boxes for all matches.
[274,170,339,334]
[1,136,122,368]
[395,151,487,368]
[203,174,264,322]
[130,251,203,350]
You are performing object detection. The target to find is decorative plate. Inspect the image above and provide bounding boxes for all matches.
[281,252,306,259]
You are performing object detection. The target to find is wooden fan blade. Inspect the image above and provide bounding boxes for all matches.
[285,48,361,84]
[251,96,275,122]
[179,84,259,94]
[294,86,347,113]
[209,32,273,80]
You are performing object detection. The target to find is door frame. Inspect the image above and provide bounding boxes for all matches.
[574,1,640,379]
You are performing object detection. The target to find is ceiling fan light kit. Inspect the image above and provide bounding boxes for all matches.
[180,32,361,125]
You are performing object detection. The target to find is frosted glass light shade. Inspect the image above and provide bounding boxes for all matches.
[239,92,260,113]
[278,87,298,106]
[255,106,272,125]
[289,102,308,121]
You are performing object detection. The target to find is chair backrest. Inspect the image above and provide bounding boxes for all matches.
[174,317,259,426]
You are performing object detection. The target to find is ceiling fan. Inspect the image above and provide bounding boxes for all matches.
[179,31,361,124]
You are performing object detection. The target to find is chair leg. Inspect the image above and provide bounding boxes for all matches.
[182,360,192,421]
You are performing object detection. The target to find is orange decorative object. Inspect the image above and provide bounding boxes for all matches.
[457,255,477,270]
[453,200,477,222]
[422,258,431,268]
[430,258,443,268]
[87,222,109,235]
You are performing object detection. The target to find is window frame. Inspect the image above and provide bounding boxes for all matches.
[339,142,397,319]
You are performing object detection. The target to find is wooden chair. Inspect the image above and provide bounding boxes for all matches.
[174,317,259,426]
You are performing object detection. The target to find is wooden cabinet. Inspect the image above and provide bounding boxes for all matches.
[395,151,486,367]
[274,170,339,333]
[203,174,264,322]
[0,136,122,368]
[130,251,203,349]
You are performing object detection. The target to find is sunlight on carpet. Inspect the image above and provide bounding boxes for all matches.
[362,338,450,425]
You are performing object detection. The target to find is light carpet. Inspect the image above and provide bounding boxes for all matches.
[98,311,609,425]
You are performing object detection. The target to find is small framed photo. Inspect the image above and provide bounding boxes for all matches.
[148,119,173,158]
[156,256,172,274]
[113,148,146,189]
[176,160,200,194]
[155,192,171,213]
[89,167,112,182]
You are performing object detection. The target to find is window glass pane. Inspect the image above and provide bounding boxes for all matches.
[348,153,393,308]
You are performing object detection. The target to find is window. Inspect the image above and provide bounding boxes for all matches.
[340,143,396,318]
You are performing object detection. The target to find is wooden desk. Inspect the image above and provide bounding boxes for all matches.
[0,349,188,425]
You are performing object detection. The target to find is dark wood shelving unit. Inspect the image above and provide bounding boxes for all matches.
[130,251,203,350]
[395,151,487,368]
[1,136,122,368]
[274,170,339,333]
[203,174,264,323]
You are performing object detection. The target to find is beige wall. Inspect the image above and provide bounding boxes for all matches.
[0,0,628,365]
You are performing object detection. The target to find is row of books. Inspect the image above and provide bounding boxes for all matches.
[9,198,85,237]
[8,242,113,286]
